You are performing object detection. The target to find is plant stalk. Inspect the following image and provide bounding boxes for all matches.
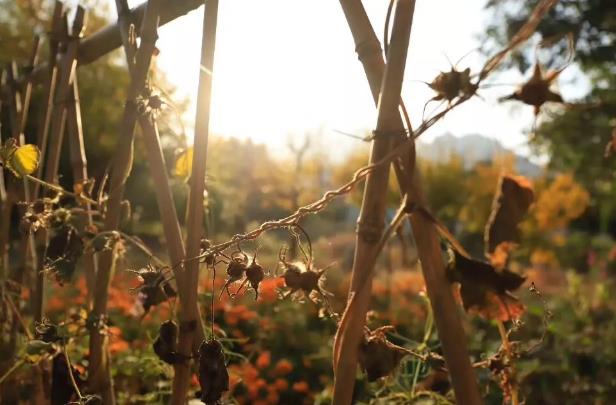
[333,1,415,403]
[172,1,218,403]
[336,0,482,404]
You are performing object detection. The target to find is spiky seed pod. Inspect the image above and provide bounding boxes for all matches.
[198,339,229,405]
[220,255,248,297]
[153,320,185,365]
[299,269,322,293]
[503,64,563,115]
[282,263,302,291]
[245,259,265,299]
[429,67,476,102]
[226,259,246,280]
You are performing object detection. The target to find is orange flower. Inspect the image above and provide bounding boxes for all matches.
[248,378,267,400]
[258,278,284,303]
[191,374,199,386]
[256,351,271,369]
[109,338,129,354]
[274,359,293,376]
[292,381,309,394]
[274,378,289,391]
[265,388,279,404]
[47,296,65,312]
[242,364,259,383]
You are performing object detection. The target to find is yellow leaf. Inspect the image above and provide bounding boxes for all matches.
[10,144,40,177]
[174,147,193,179]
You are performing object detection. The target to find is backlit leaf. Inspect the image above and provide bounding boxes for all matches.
[174,147,193,179]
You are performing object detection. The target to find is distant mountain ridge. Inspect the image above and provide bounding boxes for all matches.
[417,133,542,177]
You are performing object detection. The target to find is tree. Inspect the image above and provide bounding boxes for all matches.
[483,0,616,232]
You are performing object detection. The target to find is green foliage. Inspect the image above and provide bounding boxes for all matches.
[484,0,616,231]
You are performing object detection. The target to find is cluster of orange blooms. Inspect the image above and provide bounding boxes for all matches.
[227,352,312,404]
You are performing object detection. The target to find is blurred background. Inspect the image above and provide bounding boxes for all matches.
[1,0,615,403]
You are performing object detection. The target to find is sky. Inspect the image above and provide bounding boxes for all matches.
[116,0,589,161]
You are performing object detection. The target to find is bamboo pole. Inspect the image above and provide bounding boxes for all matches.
[0,72,8,279]
[32,7,85,326]
[33,1,64,199]
[336,0,482,403]
[332,2,414,403]
[19,0,203,87]
[87,1,162,402]
[66,76,98,306]
[172,1,218,403]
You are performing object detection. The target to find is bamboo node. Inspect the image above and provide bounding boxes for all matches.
[356,219,384,244]
[179,319,197,333]
[372,129,406,139]
[355,39,382,63]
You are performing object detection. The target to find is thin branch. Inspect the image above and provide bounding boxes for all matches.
[63,345,83,401]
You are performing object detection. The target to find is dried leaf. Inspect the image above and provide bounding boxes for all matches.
[51,353,83,405]
[45,226,84,284]
[485,175,534,259]
[153,320,186,365]
[173,147,193,179]
[448,249,526,320]
[358,326,409,381]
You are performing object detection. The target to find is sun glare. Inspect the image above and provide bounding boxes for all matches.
[153,0,556,157]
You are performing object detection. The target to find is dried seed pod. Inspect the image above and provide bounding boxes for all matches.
[153,320,189,365]
[358,327,410,381]
[198,339,229,405]
[281,262,302,292]
[35,319,61,343]
[220,253,248,298]
[429,67,476,103]
[132,265,177,314]
[245,257,265,300]
[502,64,564,115]
[200,239,217,266]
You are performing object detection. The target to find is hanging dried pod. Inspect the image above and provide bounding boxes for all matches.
[220,252,248,298]
[51,352,84,405]
[153,320,187,365]
[279,256,330,301]
[245,255,266,300]
[198,339,229,405]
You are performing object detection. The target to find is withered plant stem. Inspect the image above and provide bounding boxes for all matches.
[171,1,218,404]
[333,1,415,403]
[88,1,161,403]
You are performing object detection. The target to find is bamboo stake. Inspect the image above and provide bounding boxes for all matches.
[32,7,85,327]
[172,1,218,403]
[19,0,203,87]
[335,0,482,403]
[33,1,64,199]
[65,76,98,307]
[138,111,207,400]
[0,70,8,278]
[88,1,161,402]
[332,2,414,403]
